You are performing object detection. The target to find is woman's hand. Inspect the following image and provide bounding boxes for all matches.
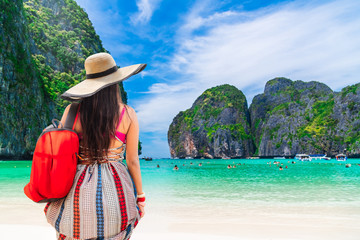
[138,201,145,218]
[137,193,145,218]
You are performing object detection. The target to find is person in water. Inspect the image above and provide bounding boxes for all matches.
[44,53,146,239]
[173,165,179,170]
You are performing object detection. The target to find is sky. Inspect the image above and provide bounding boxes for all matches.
[74,0,360,158]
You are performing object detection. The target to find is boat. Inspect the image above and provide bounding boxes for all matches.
[336,154,347,161]
[309,154,331,161]
[185,156,192,159]
[142,157,152,161]
[222,156,231,160]
[246,157,259,159]
[295,154,310,161]
[273,156,285,159]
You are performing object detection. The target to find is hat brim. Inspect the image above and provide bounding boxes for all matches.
[61,63,146,101]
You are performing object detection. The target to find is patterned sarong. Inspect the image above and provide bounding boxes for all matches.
[45,161,140,240]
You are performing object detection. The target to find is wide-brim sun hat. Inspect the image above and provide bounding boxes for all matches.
[61,52,146,101]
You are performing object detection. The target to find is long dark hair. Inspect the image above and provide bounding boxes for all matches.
[79,84,122,160]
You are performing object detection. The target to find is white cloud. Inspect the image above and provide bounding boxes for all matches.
[131,0,162,25]
[180,10,240,36]
[135,0,360,158]
[136,90,197,133]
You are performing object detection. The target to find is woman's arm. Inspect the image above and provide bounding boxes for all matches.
[125,107,145,216]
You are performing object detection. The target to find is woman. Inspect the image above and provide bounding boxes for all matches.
[44,53,146,240]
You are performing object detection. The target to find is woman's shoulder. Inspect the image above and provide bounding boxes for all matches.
[122,104,137,120]
[64,104,72,113]
[60,104,73,125]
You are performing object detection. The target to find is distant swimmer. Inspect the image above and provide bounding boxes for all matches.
[190,162,193,165]
[183,164,185,166]
[233,165,236,168]
[279,166,283,170]
[199,163,202,166]
[227,165,232,169]
[157,164,160,168]
[285,166,288,169]
[173,165,179,170]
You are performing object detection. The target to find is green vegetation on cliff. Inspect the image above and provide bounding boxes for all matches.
[178,84,249,140]
[250,78,360,156]
[24,0,106,113]
[168,84,254,158]
[169,78,360,158]
[336,83,360,152]
[0,0,49,156]
[0,0,129,157]
[23,0,128,114]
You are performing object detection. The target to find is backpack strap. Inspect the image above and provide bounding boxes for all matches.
[64,103,80,130]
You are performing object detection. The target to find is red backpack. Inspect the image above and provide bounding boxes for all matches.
[24,103,80,202]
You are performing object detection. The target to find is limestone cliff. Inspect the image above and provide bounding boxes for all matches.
[23,0,106,113]
[0,0,127,158]
[169,78,360,158]
[250,78,360,157]
[0,0,48,158]
[168,84,254,159]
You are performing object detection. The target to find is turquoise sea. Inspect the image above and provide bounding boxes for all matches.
[1,158,360,239]
[1,158,360,211]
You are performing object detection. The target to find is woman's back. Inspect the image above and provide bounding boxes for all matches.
[72,104,130,149]
[65,103,133,162]
[43,52,145,240]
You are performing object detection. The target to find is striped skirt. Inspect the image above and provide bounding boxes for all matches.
[44,161,141,240]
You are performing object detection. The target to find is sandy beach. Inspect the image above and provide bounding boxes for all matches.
[1,194,360,240]
[2,159,360,239]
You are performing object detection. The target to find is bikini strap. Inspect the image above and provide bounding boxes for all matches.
[116,107,126,129]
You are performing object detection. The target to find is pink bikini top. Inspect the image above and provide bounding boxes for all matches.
[77,107,127,143]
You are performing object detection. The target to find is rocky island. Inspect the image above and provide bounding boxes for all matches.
[168,84,254,159]
[168,78,360,158]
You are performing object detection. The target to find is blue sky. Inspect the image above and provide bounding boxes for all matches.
[74,0,360,158]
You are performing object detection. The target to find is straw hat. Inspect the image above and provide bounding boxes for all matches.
[61,52,146,100]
